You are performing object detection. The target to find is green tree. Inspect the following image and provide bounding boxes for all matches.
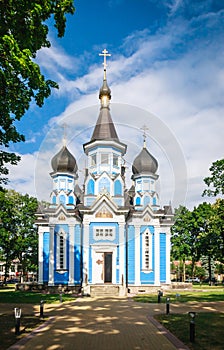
[0,189,38,283]
[171,206,197,281]
[0,0,75,184]
[192,202,215,284]
[211,199,224,263]
[203,159,224,197]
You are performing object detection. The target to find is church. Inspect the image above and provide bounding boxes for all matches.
[36,50,173,296]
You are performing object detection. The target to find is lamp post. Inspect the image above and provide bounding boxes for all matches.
[188,312,196,342]
[40,300,45,318]
[14,308,21,335]
[166,297,170,315]
[157,290,163,303]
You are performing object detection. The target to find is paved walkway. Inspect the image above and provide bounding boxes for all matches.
[5,297,224,350]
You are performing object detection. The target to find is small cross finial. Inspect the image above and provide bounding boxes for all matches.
[140,125,149,148]
[99,49,111,79]
[62,123,67,146]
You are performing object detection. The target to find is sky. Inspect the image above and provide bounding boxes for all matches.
[6,0,224,210]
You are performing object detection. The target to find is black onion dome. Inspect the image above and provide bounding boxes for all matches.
[132,147,158,175]
[51,145,77,173]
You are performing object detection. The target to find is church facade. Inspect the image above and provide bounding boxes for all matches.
[36,51,173,295]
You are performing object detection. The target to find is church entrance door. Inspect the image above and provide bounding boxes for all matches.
[104,252,112,283]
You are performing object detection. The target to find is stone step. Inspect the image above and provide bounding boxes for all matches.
[90,285,120,297]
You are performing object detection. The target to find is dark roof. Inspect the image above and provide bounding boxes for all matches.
[91,107,119,141]
[51,145,77,173]
[132,147,158,175]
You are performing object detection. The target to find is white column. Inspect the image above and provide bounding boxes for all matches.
[68,225,75,285]
[154,226,160,286]
[38,227,46,284]
[119,223,125,285]
[135,225,141,286]
[48,225,55,286]
[82,220,89,286]
[166,229,171,284]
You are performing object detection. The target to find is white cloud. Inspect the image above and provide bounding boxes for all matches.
[7,9,224,210]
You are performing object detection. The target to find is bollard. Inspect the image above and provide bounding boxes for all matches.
[188,312,196,342]
[59,291,63,303]
[157,290,163,303]
[14,308,21,335]
[40,300,44,318]
[166,297,170,315]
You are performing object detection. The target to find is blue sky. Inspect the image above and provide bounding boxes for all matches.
[7,0,224,209]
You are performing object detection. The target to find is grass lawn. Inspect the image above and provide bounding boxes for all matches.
[0,286,77,350]
[133,287,224,303]
[155,312,224,350]
[134,287,224,350]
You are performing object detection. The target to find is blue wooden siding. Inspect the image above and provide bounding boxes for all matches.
[74,225,81,283]
[128,225,135,284]
[160,233,166,282]
[116,246,120,283]
[43,232,49,282]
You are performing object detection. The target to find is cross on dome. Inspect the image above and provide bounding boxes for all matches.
[140,124,149,148]
[62,122,67,146]
[99,49,111,79]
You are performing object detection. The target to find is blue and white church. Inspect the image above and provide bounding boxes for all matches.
[36,50,173,296]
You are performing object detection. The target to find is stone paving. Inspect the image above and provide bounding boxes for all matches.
[5,297,224,350]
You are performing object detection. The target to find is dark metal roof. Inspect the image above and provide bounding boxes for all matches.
[132,147,158,175]
[51,145,77,173]
[91,106,119,141]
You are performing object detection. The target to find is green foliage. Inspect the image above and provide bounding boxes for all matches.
[203,159,224,197]
[0,189,38,281]
[171,201,224,280]
[0,0,75,183]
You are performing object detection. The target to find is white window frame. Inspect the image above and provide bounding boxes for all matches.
[56,230,67,270]
[91,154,97,166]
[142,229,152,271]
[94,227,115,241]
[101,153,109,164]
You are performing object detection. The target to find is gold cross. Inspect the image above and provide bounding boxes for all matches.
[99,49,111,71]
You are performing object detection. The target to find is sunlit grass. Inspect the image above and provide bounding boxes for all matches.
[0,288,76,304]
[133,290,224,303]
[155,312,224,350]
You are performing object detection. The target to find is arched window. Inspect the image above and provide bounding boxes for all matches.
[68,196,74,204]
[136,197,141,205]
[87,179,95,195]
[153,197,157,205]
[52,196,56,204]
[114,180,122,195]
